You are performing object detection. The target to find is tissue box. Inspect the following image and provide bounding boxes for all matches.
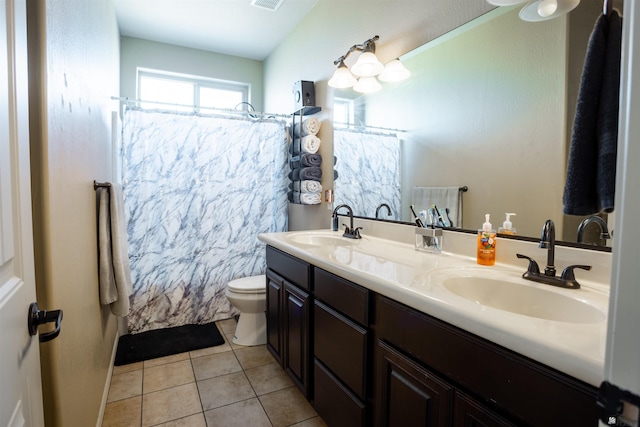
[415,227,442,254]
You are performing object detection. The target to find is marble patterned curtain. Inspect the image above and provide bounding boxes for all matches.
[333,129,401,220]
[121,108,288,333]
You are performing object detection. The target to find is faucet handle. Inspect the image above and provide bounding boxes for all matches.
[560,264,592,281]
[516,254,540,275]
[354,227,363,239]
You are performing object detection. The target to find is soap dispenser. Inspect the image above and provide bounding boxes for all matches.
[498,213,517,235]
[477,214,496,266]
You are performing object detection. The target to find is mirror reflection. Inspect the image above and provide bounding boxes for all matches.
[332,4,612,247]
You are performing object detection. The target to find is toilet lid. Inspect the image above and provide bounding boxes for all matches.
[228,275,266,294]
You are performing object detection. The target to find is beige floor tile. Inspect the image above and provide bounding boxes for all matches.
[244,362,294,396]
[141,383,202,427]
[152,412,207,427]
[203,397,271,427]
[197,371,256,411]
[191,350,242,381]
[223,330,245,350]
[189,340,232,358]
[107,370,143,403]
[290,416,328,427]
[216,317,238,335]
[234,345,275,370]
[143,352,190,369]
[143,359,195,393]
[259,387,317,427]
[102,395,142,427]
[113,362,143,375]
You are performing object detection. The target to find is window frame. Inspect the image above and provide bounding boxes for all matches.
[136,68,250,112]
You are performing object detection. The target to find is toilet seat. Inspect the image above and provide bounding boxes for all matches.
[228,275,266,294]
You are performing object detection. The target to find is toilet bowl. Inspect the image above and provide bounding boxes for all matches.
[225,275,267,346]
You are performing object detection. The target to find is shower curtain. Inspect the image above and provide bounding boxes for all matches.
[333,129,401,220]
[121,108,288,333]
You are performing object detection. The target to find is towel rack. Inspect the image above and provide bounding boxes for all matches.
[604,0,612,15]
[459,186,468,192]
[93,180,111,190]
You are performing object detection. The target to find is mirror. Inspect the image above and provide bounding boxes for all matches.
[332,4,613,247]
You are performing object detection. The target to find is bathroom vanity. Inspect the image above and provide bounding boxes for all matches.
[260,227,609,426]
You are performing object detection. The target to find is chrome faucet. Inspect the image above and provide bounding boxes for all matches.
[577,215,611,244]
[516,219,591,289]
[375,203,392,219]
[332,204,362,239]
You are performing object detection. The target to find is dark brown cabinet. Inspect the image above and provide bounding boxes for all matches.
[313,268,370,426]
[374,295,598,427]
[265,246,599,427]
[265,246,312,397]
[377,340,454,427]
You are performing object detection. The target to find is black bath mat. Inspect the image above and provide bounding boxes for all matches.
[114,322,225,366]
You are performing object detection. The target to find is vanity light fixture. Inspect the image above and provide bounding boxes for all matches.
[328,35,410,94]
[486,0,580,21]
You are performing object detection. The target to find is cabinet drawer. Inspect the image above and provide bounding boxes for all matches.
[314,268,369,325]
[314,300,367,399]
[314,359,366,427]
[375,295,598,426]
[266,246,310,291]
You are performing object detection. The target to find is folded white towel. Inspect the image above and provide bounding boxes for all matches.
[301,180,322,193]
[294,117,321,137]
[300,192,321,205]
[98,183,133,316]
[301,135,321,154]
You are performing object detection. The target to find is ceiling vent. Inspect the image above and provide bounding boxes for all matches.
[250,0,284,11]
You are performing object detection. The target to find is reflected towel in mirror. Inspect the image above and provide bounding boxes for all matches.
[412,186,463,228]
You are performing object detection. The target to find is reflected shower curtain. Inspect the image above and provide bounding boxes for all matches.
[121,108,288,333]
[334,129,401,220]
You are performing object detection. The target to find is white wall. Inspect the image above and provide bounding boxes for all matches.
[120,37,264,110]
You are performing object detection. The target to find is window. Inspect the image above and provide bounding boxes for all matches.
[137,69,249,112]
[333,97,355,127]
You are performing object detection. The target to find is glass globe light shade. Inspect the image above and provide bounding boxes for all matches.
[328,64,357,89]
[351,52,384,77]
[378,59,411,82]
[353,76,382,94]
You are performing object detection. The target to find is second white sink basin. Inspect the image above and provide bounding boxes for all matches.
[443,276,606,324]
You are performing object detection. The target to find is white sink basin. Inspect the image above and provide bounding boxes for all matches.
[286,233,356,247]
[443,276,606,324]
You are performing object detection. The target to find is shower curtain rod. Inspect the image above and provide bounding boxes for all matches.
[110,96,291,120]
[334,121,406,134]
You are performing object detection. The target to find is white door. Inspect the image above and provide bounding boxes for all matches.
[0,0,46,425]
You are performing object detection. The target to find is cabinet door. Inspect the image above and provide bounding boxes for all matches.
[453,392,516,427]
[266,269,283,365]
[285,281,311,397]
[377,340,454,427]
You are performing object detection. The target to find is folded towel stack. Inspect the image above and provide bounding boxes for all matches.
[288,116,323,204]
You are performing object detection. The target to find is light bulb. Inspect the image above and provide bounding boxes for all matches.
[538,0,558,17]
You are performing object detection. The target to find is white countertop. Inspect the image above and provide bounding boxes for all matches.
[258,229,609,387]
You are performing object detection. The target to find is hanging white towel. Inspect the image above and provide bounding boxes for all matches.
[412,186,463,227]
[98,183,133,317]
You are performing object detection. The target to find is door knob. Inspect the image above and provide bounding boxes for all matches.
[28,302,63,343]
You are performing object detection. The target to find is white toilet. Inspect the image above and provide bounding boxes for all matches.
[225,274,267,346]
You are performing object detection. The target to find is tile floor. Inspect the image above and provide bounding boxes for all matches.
[102,318,327,427]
